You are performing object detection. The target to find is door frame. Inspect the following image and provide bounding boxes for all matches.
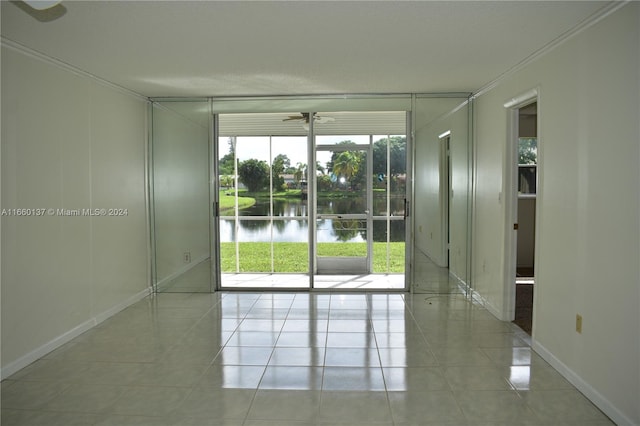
[503,88,539,322]
[439,131,451,267]
[211,112,222,291]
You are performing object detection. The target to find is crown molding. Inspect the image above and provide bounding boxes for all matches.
[1,36,149,102]
[472,1,630,100]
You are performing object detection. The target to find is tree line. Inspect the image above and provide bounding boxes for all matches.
[220,137,407,193]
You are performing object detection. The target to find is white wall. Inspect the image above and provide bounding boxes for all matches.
[472,4,639,424]
[1,45,149,377]
[152,102,210,289]
[413,98,469,284]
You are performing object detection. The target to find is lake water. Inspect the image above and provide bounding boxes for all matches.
[220,196,405,243]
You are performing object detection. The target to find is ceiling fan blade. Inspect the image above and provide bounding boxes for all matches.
[315,116,335,124]
[23,0,62,10]
[281,112,336,124]
[283,113,310,122]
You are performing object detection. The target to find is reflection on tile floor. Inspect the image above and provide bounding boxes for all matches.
[1,291,614,426]
[160,260,406,291]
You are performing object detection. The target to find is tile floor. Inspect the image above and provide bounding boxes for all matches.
[1,291,614,426]
[221,273,406,290]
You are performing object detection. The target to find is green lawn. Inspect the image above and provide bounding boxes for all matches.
[219,189,306,215]
[220,242,404,273]
[219,191,255,214]
[223,189,303,199]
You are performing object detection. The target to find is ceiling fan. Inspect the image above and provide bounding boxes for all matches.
[23,0,62,10]
[283,112,335,125]
[17,0,66,21]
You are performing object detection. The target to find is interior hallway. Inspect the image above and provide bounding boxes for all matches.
[1,288,612,425]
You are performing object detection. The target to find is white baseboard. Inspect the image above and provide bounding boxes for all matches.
[447,271,497,313]
[532,339,637,426]
[448,272,504,318]
[464,282,504,320]
[454,283,634,424]
[0,287,151,380]
[449,270,467,292]
[481,298,504,321]
[156,254,209,292]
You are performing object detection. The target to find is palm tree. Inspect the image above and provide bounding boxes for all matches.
[332,151,362,188]
[220,174,234,189]
[293,162,306,188]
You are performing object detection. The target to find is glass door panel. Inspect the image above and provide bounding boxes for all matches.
[215,110,408,291]
[217,113,310,289]
[371,135,407,274]
[271,136,310,274]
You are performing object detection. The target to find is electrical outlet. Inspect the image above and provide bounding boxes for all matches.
[576,314,583,334]
[183,251,191,264]
[419,225,423,233]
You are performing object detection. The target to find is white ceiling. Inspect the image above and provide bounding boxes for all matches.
[218,111,408,136]
[1,1,608,98]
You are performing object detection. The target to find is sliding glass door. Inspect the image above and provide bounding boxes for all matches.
[215,110,408,290]
[312,129,407,290]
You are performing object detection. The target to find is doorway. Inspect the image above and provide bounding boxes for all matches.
[512,101,538,334]
[440,132,452,267]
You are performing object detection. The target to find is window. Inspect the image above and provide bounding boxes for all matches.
[518,137,537,195]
